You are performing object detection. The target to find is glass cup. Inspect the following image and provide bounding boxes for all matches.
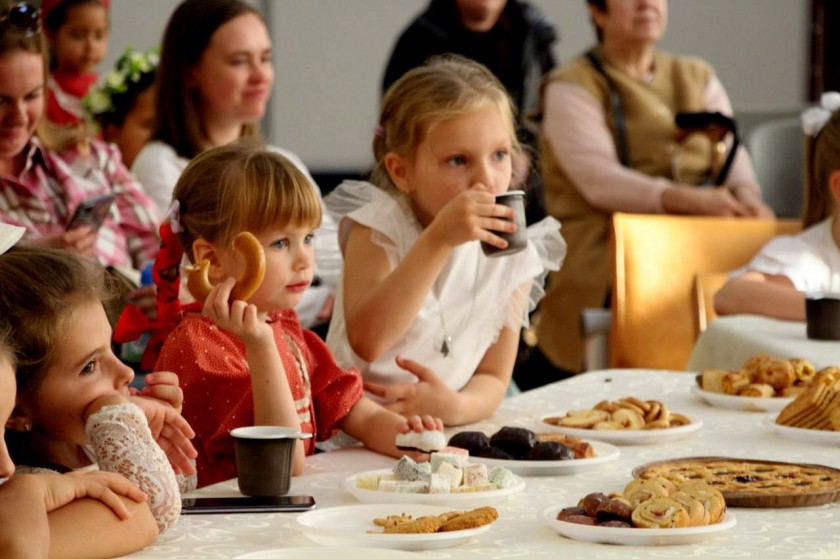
[481,190,527,258]
[231,426,312,497]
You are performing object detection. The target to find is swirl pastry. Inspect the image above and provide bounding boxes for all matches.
[623,478,677,508]
[631,497,690,528]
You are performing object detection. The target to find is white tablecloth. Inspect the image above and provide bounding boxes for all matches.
[128,370,840,559]
[687,315,840,371]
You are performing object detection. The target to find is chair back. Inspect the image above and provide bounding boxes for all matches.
[747,117,804,218]
[610,213,801,370]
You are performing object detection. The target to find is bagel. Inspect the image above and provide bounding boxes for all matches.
[186,231,266,302]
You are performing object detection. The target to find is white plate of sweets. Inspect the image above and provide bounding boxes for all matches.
[541,505,737,546]
[295,504,494,551]
[692,385,793,412]
[471,439,620,476]
[540,411,702,445]
[763,415,840,446]
[341,465,525,508]
[235,548,418,559]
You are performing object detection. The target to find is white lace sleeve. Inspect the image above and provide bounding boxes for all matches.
[86,403,181,534]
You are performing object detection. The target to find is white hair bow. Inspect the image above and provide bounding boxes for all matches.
[168,200,183,234]
[802,92,840,137]
[0,224,25,256]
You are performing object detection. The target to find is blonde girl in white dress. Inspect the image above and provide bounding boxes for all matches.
[327,56,565,426]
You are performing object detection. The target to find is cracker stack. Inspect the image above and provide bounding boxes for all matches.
[776,372,840,431]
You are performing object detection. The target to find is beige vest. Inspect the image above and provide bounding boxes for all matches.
[536,49,712,372]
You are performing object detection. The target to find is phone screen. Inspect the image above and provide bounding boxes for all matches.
[66,194,116,231]
[181,495,316,514]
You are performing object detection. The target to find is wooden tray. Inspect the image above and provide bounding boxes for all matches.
[632,456,840,508]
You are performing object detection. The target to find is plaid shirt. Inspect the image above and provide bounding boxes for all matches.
[0,137,160,269]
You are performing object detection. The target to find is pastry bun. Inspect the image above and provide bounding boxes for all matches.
[186,232,266,302]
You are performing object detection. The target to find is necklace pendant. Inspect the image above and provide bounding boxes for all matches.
[440,336,453,358]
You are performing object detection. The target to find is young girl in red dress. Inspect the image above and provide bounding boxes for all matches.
[42,0,109,126]
[154,140,443,487]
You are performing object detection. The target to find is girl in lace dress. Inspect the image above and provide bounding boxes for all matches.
[153,140,443,488]
[325,56,565,425]
[0,235,158,556]
[715,93,840,320]
[0,244,197,535]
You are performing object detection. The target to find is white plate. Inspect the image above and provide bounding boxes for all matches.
[235,547,417,559]
[471,440,620,476]
[342,468,524,507]
[295,504,492,550]
[765,415,840,445]
[539,412,702,445]
[541,505,737,546]
[691,385,793,412]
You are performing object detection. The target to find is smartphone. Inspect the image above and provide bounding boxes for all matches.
[181,495,316,515]
[66,193,116,231]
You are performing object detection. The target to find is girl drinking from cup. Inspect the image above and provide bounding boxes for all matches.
[0,243,197,534]
[715,93,840,320]
[325,56,564,425]
[154,140,443,488]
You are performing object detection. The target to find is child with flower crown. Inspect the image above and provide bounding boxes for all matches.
[715,92,840,320]
[154,140,444,488]
[85,46,159,168]
[42,0,110,127]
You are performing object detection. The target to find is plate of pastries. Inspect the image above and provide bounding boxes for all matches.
[633,456,840,508]
[541,477,735,546]
[693,355,822,412]
[541,397,701,445]
[770,367,840,445]
[294,504,498,551]
[445,426,620,476]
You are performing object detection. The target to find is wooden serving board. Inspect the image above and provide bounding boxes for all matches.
[632,456,840,508]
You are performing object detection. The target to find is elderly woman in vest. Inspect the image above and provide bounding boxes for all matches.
[518,0,773,390]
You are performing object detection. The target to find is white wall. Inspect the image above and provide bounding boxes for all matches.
[107,0,809,172]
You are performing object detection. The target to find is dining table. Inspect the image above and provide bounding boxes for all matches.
[687,314,840,372]
[127,369,840,559]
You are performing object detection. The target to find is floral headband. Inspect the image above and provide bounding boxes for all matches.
[84,46,159,120]
[802,92,840,138]
[0,224,25,256]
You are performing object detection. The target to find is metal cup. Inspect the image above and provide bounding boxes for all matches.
[481,190,527,258]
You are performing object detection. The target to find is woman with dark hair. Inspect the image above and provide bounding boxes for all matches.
[521,0,774,390]
[132,0,339,330]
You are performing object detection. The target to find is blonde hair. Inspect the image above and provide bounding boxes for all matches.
[371,55,520,191]
[172,139,322,259]
[803,110,840,228]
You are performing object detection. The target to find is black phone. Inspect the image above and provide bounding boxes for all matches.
[181,495,316,514]
[66,193,116,231]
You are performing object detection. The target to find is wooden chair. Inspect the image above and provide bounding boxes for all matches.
[610,213,800,370]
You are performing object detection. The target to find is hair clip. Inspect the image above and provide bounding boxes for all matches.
[168,200,183,234]
[0,2,40,36]
[802,92,840,138]
[374,124,386,138]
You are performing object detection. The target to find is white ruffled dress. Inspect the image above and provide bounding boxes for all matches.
[325,181,566,392]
